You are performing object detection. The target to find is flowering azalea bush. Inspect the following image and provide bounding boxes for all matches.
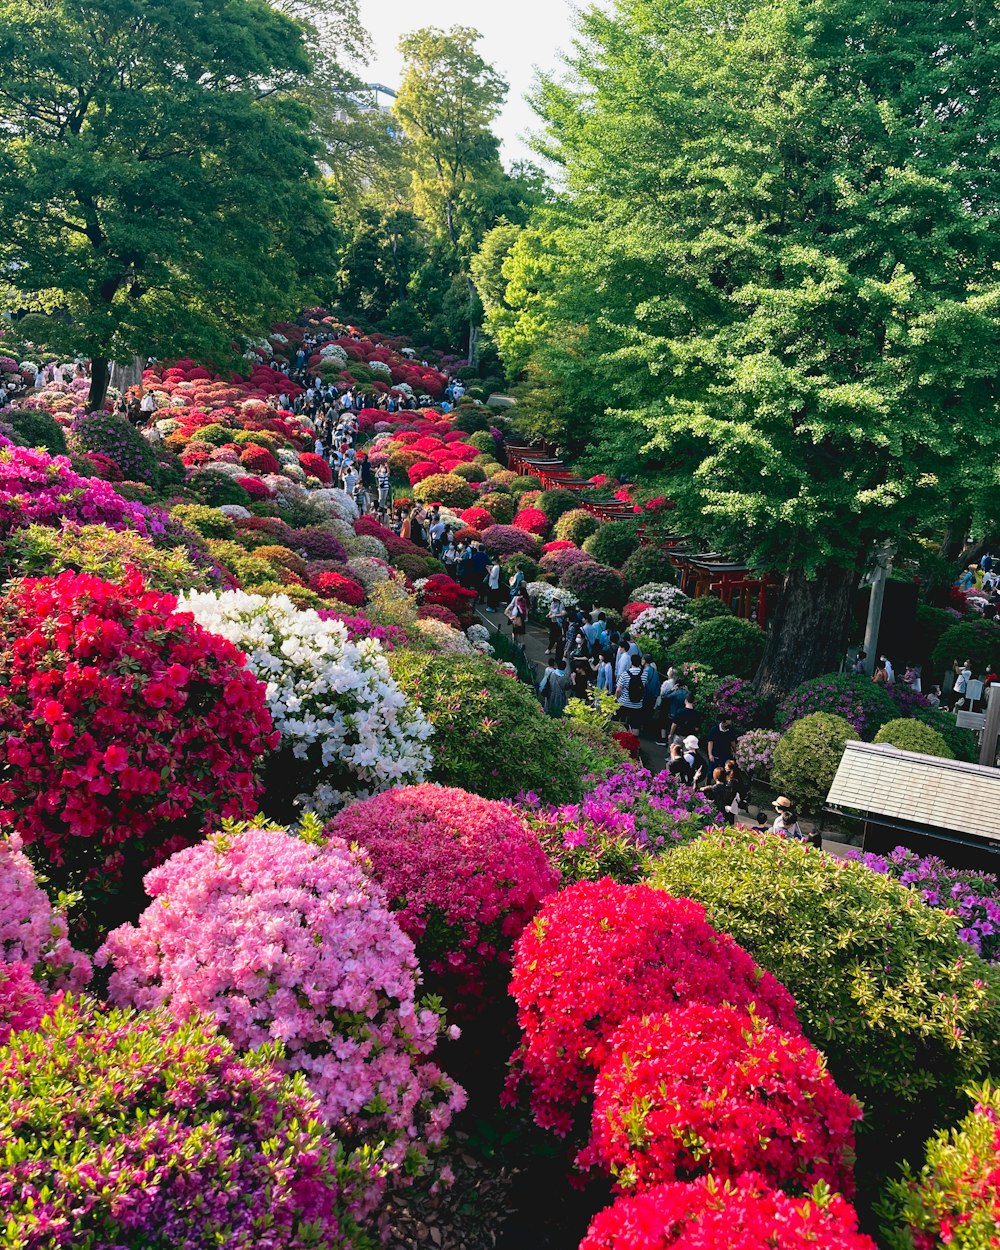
[98,820,464,1196]
[775,673,897,739]
[0,997,378,1244]
[630,582,690,609]
[326,785,559,1014]
[734,728,781,780]
[519,764,714,885]
[560,561,628,609]
[180,590,432,817]
[883,1084,1000,1250]
[0,961,60,1045]
[480,523,542,558]
[0,438,166,539]
[311,569,366,606]
[847,846,1000,964]
[0,836,90,989]
[630,605,695,652]
[0,571,275,927]
[526,581,580,615]
[504,880,799,1137]
[653,831,1000,1143]
[709,676,769,729]
[69,412,160,484]
[539,546,596,578]
[512,506,551,536]
[579,1176,876,1250]
[580,1003,860,1194]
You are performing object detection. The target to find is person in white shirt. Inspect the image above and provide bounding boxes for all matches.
[140,391,157,414]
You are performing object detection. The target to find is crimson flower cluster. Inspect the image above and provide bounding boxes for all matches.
[311,569,365,606]
[327,784,560,1014]
[579,1003,860,1195]
[0,570,276,909]
[504,880,799,1136]
[579,1175,877,1250]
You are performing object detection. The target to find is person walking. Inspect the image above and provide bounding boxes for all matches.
[539,658,572,717]
[615,657,646,732]
[546,596,567,655]
[486,558,502,609]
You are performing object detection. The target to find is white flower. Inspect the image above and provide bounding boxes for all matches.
[180,590,433,816]
[466,624,491,645]
[630,582,689,608]
[526,582,579,613]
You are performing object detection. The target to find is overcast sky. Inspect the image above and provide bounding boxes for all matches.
[355,0,583,165]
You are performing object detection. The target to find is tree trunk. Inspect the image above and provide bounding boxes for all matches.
[87,357,110,411]
[109,354,143,394]
[753,564,859,701]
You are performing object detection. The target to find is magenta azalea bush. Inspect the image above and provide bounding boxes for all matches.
[0,836,90,990]
[560,560,628,609]
[0,437,166,539]
[0,998,377,1245]
[479,523,542,558]
[734,729,781,780]
[775,674,897,739]
[97,819,465,1195]
[326,784,560,1014]
[0,961,60,1045]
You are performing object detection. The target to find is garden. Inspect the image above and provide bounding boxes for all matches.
[1,309,999,1250]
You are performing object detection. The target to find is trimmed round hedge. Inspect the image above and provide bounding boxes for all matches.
[536,489,581,523]
[651,830,1000,1148]
[770,712,854,814]
[912,708,979,763]
[670,616,766,681]
[554,509,600,546]
[5,408,67,456]
[683,595,731,622]
[931,618,1000,679]
[583,521,640,567]
[620,545,680,593]
[412,473,476,510]
[873,718,954,759]
[389,651,589,803]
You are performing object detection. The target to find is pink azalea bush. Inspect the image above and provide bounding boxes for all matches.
[0,836,90,989]
[504,880,799,1137]
[0,961,60,1045]
[97,820,465,1199]
[326,784,560,1014]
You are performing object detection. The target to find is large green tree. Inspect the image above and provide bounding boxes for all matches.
[0,0,335,409]
[493,0,1000,695]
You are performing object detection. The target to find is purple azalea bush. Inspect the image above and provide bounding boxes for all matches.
[520,764,715,883]
[734,729,781,779]
[775,674,896,740]
[847,846,1000,962]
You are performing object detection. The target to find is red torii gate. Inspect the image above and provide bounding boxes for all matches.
[501,441,781,625]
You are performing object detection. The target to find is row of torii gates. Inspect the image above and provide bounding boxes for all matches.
[505,440,781,628]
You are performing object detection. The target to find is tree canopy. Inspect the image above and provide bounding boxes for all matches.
[481,0,1000,693]
[0,0,335,407]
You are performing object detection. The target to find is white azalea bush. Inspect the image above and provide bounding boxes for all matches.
[630,604,696,651]
[180,590,433,819]
[466,623,495,656]
[527,582,580,614]
[630,582,690,609]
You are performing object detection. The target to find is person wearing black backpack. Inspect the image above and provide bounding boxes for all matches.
[615,658,646,732]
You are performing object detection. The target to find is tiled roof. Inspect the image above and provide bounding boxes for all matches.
[826,741,1000,841]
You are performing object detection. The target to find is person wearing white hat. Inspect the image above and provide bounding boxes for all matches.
[771,797,807,840]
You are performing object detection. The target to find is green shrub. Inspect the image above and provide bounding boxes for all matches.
[620,545,679,592]
[6,407,67,456]
[169,503,236,540]
[466,431,496,453]
[554,508,600,546]
[881,1085,1000,1250]
[194,422,234,446]
[931,619,1000,681]
[451,462,487,482]
[451,409,491,434]
[509,475,541,496]
[583,520,640,567]
[187,472,252,508]
[770,711,853,813]
[683,595,731,622]
[411,473,476,510]
[480,492,516,524]
[651,830,1000,1147]
[536,489,580,523]
[502,554,542,583]
[874,718,954,759]
[671,616,766,681]
[389,651,587,803]
[2,524,212,592]
[70,413,159,483]
[912,708,980,763]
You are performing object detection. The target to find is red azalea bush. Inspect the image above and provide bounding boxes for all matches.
[311,570,365,606]
[512,507,552,537]
[579,1176,876,1250]
[461,507,494,530]
[298,452,333,485]
[612,730,641,759]
[453,526,482,544]
[542,540,577,553]
[422,573,477,618]
[0,570,276,924]
[624,601,653,625]
[580,1004,860,1195]
[326,784,560,1013]
[239,443,282,475]
[504,880,799,1137]
[235,475,273,500]
[407,460,442,485]
[417,603,462,629]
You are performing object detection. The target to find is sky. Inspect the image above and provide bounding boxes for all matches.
[355,0,582,165]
